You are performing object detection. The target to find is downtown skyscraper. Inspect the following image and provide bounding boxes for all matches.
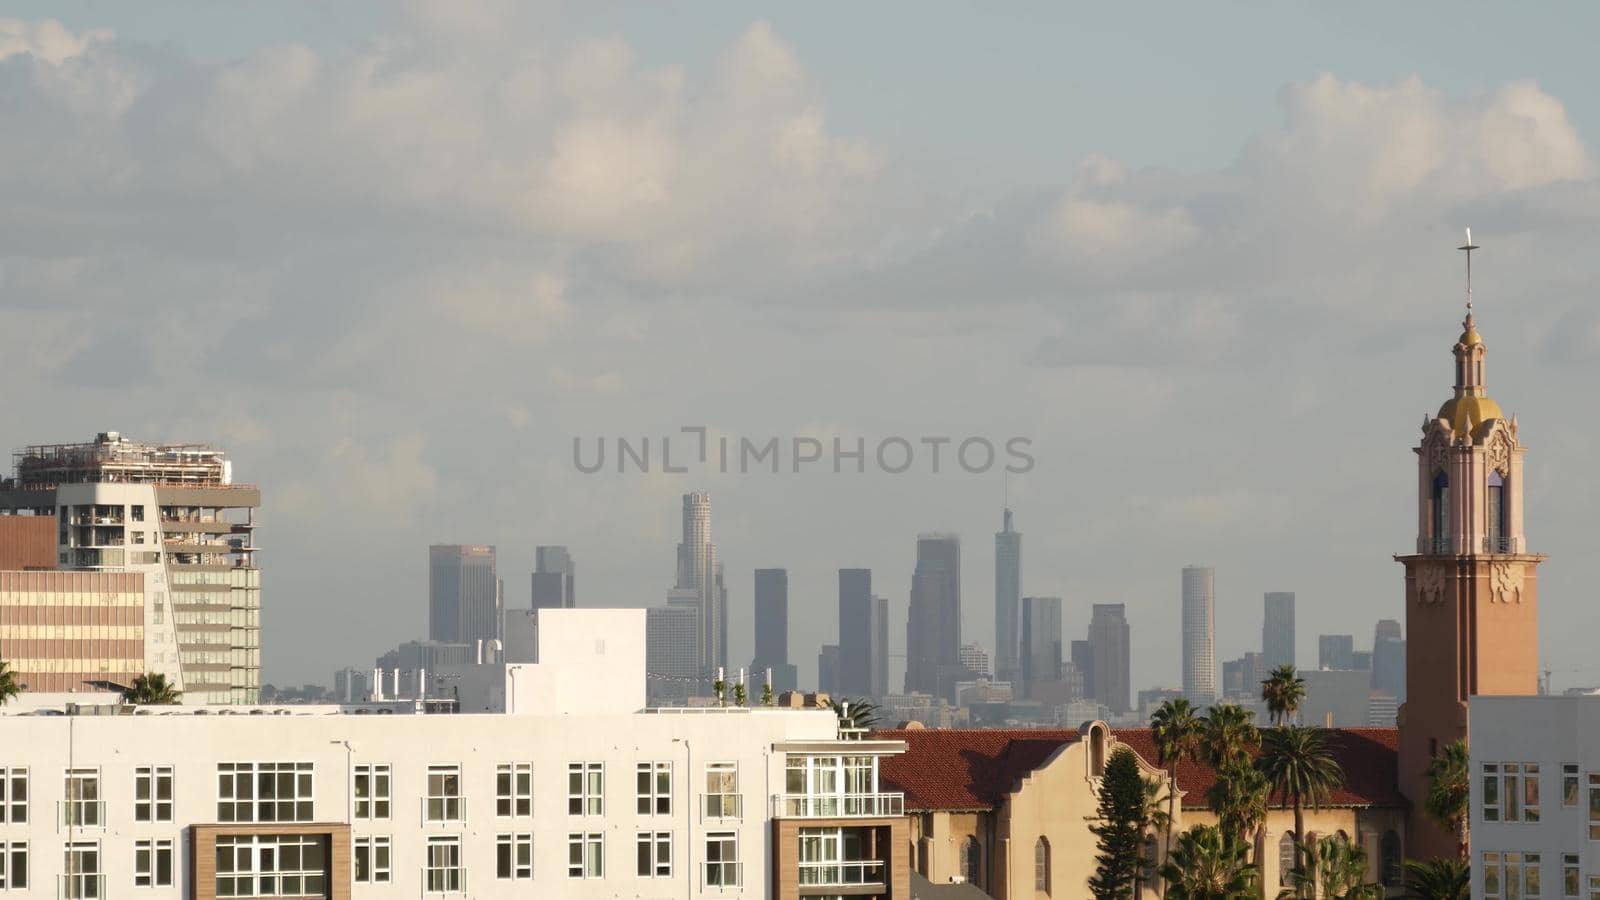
[1262,591,1296,670]
[904,534,961,698]
[1021,595,1063,694]
[430,544,501,648]
[751,569,796,692]
[674,491,726,678]
[994,508,1022,683]
[1181,565,1217,706]
[530,545,576,609]
[1088,603,1131,714]
[837,569,879,698]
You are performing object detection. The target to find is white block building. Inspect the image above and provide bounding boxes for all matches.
[0,609,909,900]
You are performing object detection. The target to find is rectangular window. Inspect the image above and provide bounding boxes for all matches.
[1590,774,1600,840]
[215,834,327,897]
[1528,852,1543,898]
[0,841,27,891]
[636,762,671,815]
[705,831,740,887]
[354,836,391,884]
[1591,875,1600,900]
[426,765,463,822]
[496,763,532,817]
[216,762,314,823]
[637,831,671,877]
[134,839,174,888]
[1566,854,1580,898]
[0,769,25,824]
[705,762,740,818]
[64,769,101,828]
[567,833,603,878]
[63,841,100,900]
[568,763,603,816]
[1566,766,1581,808]
[135,767,173,823]
[424,836,463,893]
[496,833,533,880]
[1525,764,1542,822]
[354,765,390,820]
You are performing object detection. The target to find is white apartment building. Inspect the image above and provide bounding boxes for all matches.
[0,609,909,900]
[1470,695,1600,899]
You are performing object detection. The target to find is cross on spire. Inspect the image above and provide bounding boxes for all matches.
[1458,227,1480,314]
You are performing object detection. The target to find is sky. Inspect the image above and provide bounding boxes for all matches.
[4,2,1600,693]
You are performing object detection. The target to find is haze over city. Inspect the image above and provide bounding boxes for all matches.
[6,2,1600,697]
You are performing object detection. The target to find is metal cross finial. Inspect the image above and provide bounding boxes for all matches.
[1458,227,1480,313]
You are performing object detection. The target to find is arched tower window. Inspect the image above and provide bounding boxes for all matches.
[1380,831,1402,886]
[1033,837,1050,894]
[1277,832,1296,886]
[1431,470,1450,553]
[1488,470,1507,552]
[1089,724,1107,776]
[961,836,980,888]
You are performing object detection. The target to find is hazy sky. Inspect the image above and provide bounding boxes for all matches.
[5,3,1600,692]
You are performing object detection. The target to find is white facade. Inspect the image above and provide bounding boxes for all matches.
[1469,695,1600,899]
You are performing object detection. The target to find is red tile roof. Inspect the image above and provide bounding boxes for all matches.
[877,726,1404,812]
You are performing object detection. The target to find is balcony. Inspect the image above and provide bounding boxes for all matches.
[59,873,106,899]
[58,800,106,829]
[772,792,904,819]
[702,861,743,890]
[1484,536,1520,554]
[799,860,887,890]
[1416,536,1452,554]
[421,796,467,825]
[702,793,743,821]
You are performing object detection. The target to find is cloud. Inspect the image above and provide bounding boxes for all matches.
[0,18,110,64]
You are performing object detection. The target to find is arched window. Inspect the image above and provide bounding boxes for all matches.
[1278,832,1296,886]
[1142,835,1160,892]
[1488,470,1507,551]
[1034,837,1050,894]
[961,836,981,888]
[1090,725,1107,776]
[1431,470,1450,552]
[1380,831,1402,887]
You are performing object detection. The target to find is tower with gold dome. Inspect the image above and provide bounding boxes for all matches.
[1396,244,1545,860]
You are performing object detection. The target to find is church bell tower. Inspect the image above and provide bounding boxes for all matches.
[1397,233,1545,859]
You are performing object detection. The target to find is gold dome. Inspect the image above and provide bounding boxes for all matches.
[1438,394,1503,439]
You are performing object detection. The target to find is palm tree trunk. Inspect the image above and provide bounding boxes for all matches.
[1457,814,1469,861]
[1159,763,1178,897]
[1292,799,1306,897]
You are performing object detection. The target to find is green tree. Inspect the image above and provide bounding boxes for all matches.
[1205,761,1270,847]
[1202,704,1261,770]
[1259,726,1344,891]
[0,659,21,706]
[122,672,182,705]
[1400,858,1470,900]
[1090,747,1152,899]
[760,682,774,707]
[1260,664,1307,727]
[1278,835,1380,899]
[1424,739,1470,860]
[830,698,879,734]
[1151,697,1204,870]
[733,682,747,707]
[1159,825,1257,900]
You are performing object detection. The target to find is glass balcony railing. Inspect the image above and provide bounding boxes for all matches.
[771,792,904,818]
[798,860,886,886]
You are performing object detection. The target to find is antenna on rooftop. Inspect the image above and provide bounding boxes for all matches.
[1458,227,1480,314]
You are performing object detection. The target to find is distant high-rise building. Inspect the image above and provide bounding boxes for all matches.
[1088,603,1131,714]
[1222,652,1266,699]
[1071,640,1095,699]
[838,569,875,696]
[430,545,501,648]
[904,534,961,698]
[531,545,576,609]
[818,644,840,695]
[1263,592,1296,671]
[994,508,1022,683]
[333,668,369,703]
[647,595,700,704]
[958,643,991,679]
[751,569,796,692]
[1021,596,1063,692]
[1182,566,1217,706]
[1372,619,1406,703]
[873,596,890,697]
[1319,634,1356,671]
[674,492,725,678]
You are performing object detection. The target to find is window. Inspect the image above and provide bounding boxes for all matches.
[1488,470,1507,549]
[706,832,740,887]
[0,841,27,890]
[1567,766,1582,808]
[354,765,390,820]
[0,769,25,824]
[64,842,100,900]
[568,763,603,816]
[960,836,980,888]
[354,836,390,884]
[568,833,603,878]
[426,765,463,822]
[1034,837,1050,893]
[217,762,314,823]
[637,831,672,877]
[1566,854,1581,898]
[637,762,671,815]
[1431,471,1450,551]
[1380,831,1402,887]
[1591,774,1600,840]
[1485,763,1540,823]
[134,839,174,888]
[497,763,532,817]
[424,836,463,893]
[215,834,327,897]
[1591,875,1600,900]
[1526,765,1542,821]
[496,833,532,880]
[1484,851,1541,899]
[705,762,740,818]
[135,767,173,823]
[1278,833,1296,887]
[132,505,145,522]
[64,769,102,827]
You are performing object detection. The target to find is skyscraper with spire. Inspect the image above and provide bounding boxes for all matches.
[674,491,725,679]
[994,508,1022,684]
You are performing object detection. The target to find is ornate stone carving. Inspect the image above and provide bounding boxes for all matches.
[1490,561,1522,604]
[1423,432,1448,473]
[1417,564,1447,605]
[1487,431,1512,474]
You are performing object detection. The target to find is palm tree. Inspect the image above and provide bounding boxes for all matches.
[830,697,879,734]
[1260,665,1307,727]
[1258,726,1344,891]
[1159,825,1257,900]
[0,660,21,706]
[1279,835,1380,899]
[1423,739,1470,860]
[1202,704,1261,770]
[1205,761,1270,847]
[122,672,181,705]
[1151,698,1204,872]
[1400,858,1470,900]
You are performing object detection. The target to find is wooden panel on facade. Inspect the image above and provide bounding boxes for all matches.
[188,822,351,900]
[772,816,910,900]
